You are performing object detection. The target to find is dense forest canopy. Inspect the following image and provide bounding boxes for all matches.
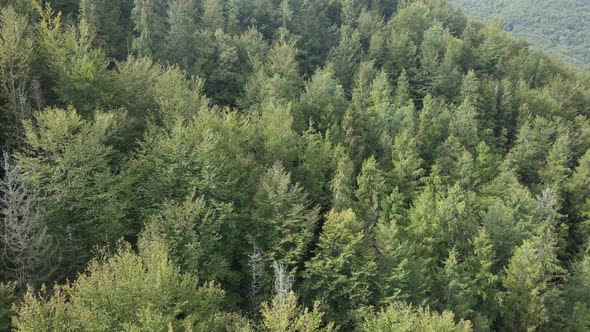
[450,0,590,69]
[0,0,590,331]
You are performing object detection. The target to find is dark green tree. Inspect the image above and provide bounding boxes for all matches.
[302,210,377,326]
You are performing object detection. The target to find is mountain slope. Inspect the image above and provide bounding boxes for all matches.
[450,0,590,68]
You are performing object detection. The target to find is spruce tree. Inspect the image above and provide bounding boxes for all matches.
[302,210,377,326]
[131,0,169,61]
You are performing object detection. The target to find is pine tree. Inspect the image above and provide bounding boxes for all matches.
[202,0,226,31]
[37,6,112,115]
[327,24,362,91]
[241,38,302,110]
[80,0,126,58]
[474,141,499,185]
[458,69,481,107]
[567,148,590,247]
[416,95,451,166]
[374,219,414,304]
[252,162,319,271]
[331,156,356,211]
[467,228,499,328]
[293,128,336,207]
[355,156,386,227]
[295,66,348,134]
[0,282,15,331]
[302,210,377,326]
[390,131,424,202]
[0,6,34,148]
[258,102,298,167]
[343,61,382,163]
[540,133,572,196]
[166,0,199,71]
[438,249,475,320]
[449,100,479,151]
[563,254,590,331]
[131,0,169,60]
[502,223,566,331]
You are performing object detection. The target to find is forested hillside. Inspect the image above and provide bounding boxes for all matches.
[450,0,590,68]
[0,0,590,331]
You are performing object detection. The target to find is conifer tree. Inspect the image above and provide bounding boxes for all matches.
[302,210,377,326]
[0,6,34,148]
[374,219,421,304]
[416,95,451,166]
[331,156,356,211]
[563,254,590,331]
[390,131,424,202]
[259,102,298,167]
[328,24,362,91]
[355,156,386,227]
[79,0,126,58]
[252,162,319,271]
[502,223,566,331]
[567,148,590,246]
[467,228,499,327]
[202,0,226,32]
[37,6,112,114]
[131,0,168,61]
[241,38,302,110]
[295,67,348,134]
[540,133,572,196]
[294,128,336,207]
[166,0,200,71]
[438,249,475,320]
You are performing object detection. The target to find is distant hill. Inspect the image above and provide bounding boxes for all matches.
[450,0,590,68]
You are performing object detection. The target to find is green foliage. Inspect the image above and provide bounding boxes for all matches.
[251,162,319,270]
[295,67,348,134]
[260,291,335,332]
[450,0,590,68]
[563,254,590,331]
[355,156,386,226]
[361,301,472,331]
[11,240,232,331]
[374,219,428,304]
[79,0,127,59]
[0,6,34,148]
[16,107,127,271]
[302,210,377,326]
[0,282,15,331]
[2,0,590,329]
[501,223,566,331]
[141,195,236,290]
[37,6,113,114]
[131,0,168,60]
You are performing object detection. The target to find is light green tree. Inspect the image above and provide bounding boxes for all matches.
[12,240,235,331]
[362,301,472,331]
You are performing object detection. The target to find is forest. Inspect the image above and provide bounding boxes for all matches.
[450,0,590,69]
[0,0,589,331]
